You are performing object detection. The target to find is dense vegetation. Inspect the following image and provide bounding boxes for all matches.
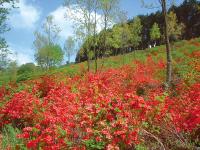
[0,37,200,149]
[0,0,200,149]
[76,0,200,62]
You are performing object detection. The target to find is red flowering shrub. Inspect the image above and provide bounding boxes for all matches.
[167,83,200,132]
[0,91,41,128]
[0,56,199,149]
[0,86,7,100]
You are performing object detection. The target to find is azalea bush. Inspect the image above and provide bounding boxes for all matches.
[0,56,199,150]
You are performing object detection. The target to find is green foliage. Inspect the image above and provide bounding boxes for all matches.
[17,63,36,75]
[129,17,142,48]
[109,24,131,50]
[16,73,32,82]
[135,144,147,150]
[0,0,16,70]
[7,61,18,82]
[167,11,185,41]
[150,23,161,41]
[35,44,64,69]
[1,124,26,150]
[83,139,105,150]
[34,15,62,69]
[64,36,75,63]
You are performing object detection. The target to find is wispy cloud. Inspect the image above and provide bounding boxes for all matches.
[8,0,41,29]
[49,6,73,41]
[49,5,106,41]
[8,43,35,65]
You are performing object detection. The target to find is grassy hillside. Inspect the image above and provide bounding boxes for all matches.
[0,38,199,150]
[1,37,199,86]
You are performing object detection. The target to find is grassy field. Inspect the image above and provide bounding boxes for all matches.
[0,38,199,89]
[0,38,200,149]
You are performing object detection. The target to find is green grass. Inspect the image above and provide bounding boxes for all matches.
[0,37,200,86]
[1,124,27,150]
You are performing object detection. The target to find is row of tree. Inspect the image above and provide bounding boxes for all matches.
[0,1,77,71]
[34,0,122,71]
[33,16,77,70]
[76,11,184,63]
[76,0,200,63]
[73,0,199,86]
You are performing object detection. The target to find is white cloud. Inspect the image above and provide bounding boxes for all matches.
[49,5,106,41]
[8,0,41,29]
[49,6,73,40]
[12,53,33,65]
[8,43,35,65]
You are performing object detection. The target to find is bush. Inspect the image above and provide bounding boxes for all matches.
[17,63,36,75]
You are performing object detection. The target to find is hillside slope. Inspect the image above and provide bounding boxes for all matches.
[0,38,200,149]
[0,38,200,86]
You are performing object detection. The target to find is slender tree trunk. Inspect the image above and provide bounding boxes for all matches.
[94,1,98,73]
[161,0,172,87]
[87,3,93,72]
[68,53,70,64]
[100,14,108,70]
[87,58,90,71]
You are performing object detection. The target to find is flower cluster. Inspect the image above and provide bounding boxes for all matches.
[0,56,199,149]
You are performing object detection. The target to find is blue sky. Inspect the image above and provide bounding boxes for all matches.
[4,0,184,65]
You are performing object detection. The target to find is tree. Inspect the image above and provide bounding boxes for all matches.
[167,11,184,41]
[34,15,62,69]
[35,45,64,69]
[141,0,173,87]
[117,11,131,54]
[0,0,16,70]
[150,22,161,45]
[64,36,75,64]
[129,17,143,49]
[17,63,36,75]
[43,15,61,45]
[33,15,61,50]
[65,0,98,71]
[109,24,130,54]
[171,0,200,39]
[0,45,10,70]
[7,61,18,82]
[92,0,100,72]
[160,0,172,88]
[99,0,119,55]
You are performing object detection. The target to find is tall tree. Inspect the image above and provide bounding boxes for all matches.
[0,0,16,70]
[99,0,119,56]
[65,0,97,71]
[34,15,62,69]
[35,45,64,69]
[150,22,161,45]
[33,15,61,51]
[142,0,174,87]
[117,11,130,54]
[160,0,172,87]
[129,17,143,50]
[167,11,184,41]
[92,0,100,72]
[7,61,18,82]
[64,36,75,64]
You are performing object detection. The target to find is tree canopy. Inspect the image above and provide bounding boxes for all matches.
[0,0,16,70]
[35,44,64,69]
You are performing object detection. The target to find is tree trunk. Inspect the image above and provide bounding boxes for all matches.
[100,14,108,70]
[94,51,98,72]
[94,2,98,73]
[87,58,90,72]
[161,0,172,88]
[68,53,70,64]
